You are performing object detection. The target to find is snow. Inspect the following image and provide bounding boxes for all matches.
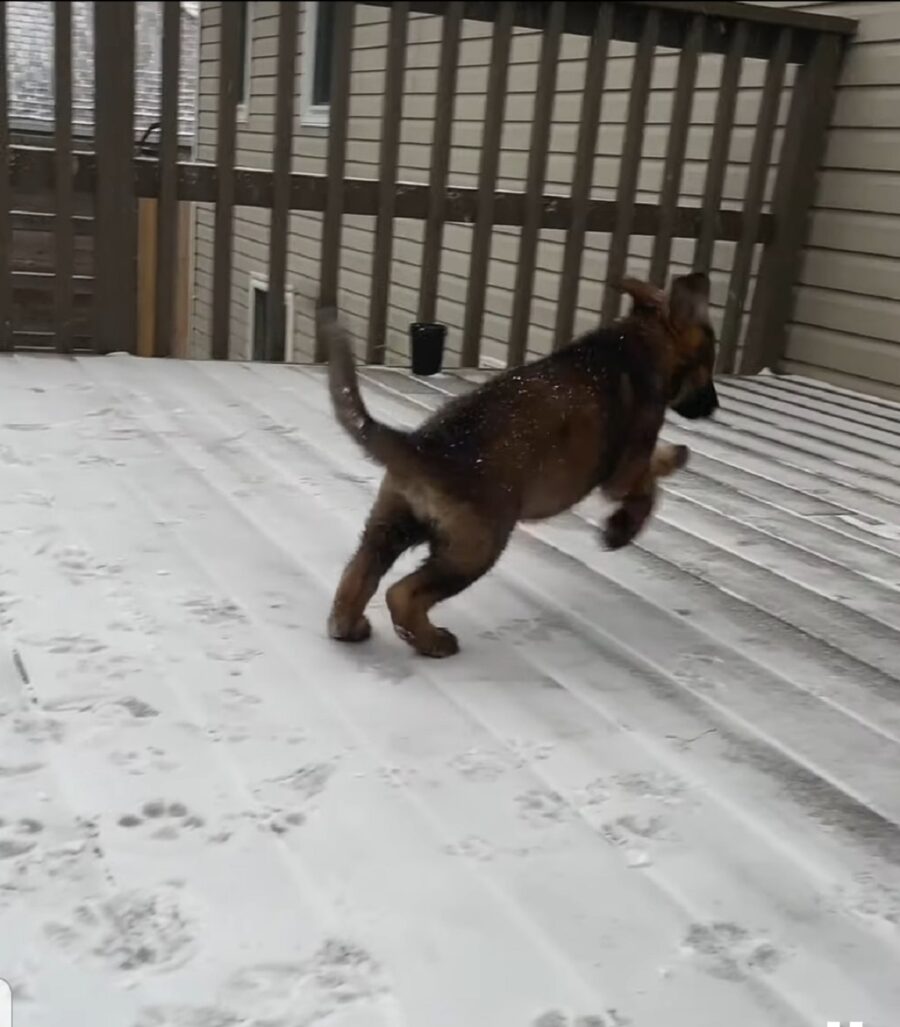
[1,352,899,1027]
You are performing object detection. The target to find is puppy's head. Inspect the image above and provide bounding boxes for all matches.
[619,272,719,420]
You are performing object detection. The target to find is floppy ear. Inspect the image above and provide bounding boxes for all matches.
[668,272,710,328]
[617,277,668,315]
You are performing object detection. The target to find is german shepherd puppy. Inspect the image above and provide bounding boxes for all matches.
[322,272,717,658]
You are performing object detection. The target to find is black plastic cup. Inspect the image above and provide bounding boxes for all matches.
[409,322,447,376]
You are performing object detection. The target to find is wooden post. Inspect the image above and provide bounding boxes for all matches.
[211,0,242,360]
[694,20,746,274]
[137,198,158,357]
[54,0,74,353]
[717,27,791,374]
[176,203,193,358]
[461,0,514,367]
[741,32,846,375]
[418,0,463,325]
[600,8,659,324]
[317,1,354,361]
[266,0,298,363]
[507,0,564,366]
[93,2,136,355]
[555,3,613,349]
[155,0,181,358]
[649,12,703,287]
[0,5,11,352]
[367,1,409,364]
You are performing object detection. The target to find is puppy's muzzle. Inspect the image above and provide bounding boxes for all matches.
[673,382,718,420]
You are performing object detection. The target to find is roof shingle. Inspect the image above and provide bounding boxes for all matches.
[6,1,199,145]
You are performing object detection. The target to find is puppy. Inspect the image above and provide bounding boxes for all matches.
[322,272,718,658]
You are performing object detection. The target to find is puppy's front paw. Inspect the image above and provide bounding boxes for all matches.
[603,507,639,550]
[652,442,690,479]
[672,443,689,471]
[604,496,654,549]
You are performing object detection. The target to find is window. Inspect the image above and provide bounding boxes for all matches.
[237,1,251,118]
[301,2,336,127]
[249,278,294,363]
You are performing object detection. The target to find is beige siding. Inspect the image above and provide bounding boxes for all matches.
[191,2,798,367]
[760,1,900,399]
[191,0,329,361]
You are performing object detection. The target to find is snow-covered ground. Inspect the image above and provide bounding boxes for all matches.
[1,352,898,1027]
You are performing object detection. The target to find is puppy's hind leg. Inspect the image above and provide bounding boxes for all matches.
[328,482,428,643]
[386,516,509,658]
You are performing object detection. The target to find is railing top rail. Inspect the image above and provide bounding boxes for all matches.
[625,1,857,36]
[361,2,857,63]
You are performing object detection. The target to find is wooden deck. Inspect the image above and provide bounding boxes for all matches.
[0,353,898,1026]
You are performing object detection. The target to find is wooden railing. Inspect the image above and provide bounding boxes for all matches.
[0,1,856,374]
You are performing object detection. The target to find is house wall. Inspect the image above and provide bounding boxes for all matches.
[190,2,804,370]
[752,1,900,399]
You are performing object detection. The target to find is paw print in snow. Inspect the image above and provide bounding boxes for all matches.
[230,806,305,838]
[682,921,783,981]
[0,816,43,860]
[182,596,247,627]
[533,1011,629,1027]
[118,801,206,841]
[614,771,686,804]
[44,884,195,973]
[515,788,570,828]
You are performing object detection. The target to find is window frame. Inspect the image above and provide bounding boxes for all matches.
[300,1,333,129]
[248,274,295,363]
[237,1,252,123]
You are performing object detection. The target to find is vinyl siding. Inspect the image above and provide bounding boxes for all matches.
[190,2,805,369]
[764,1,900,399]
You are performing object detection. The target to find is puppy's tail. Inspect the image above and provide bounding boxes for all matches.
[320,307,421,475]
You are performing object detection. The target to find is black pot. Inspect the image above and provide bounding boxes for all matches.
[409,322,446,376]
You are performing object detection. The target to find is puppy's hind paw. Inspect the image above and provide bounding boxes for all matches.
[421,628,460,658]
[328,613,372,643]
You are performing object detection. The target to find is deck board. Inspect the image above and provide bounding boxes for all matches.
[0,354,898,1026]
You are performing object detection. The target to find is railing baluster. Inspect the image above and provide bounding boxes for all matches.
[694,20,747,274]
[0,6,12,352]
[555,2,613,349]
[317,1,354,361]
[418,0,463,325]
[155,0,181,358]
[211,0,241,361]
[717,26,791,375]
[600,7,659,324]
[367,1,409,364]
[649,12,703,287]
[265,0,298,363]
[94,2,136,355]
[741,32,845,375]
[461,0,514,367]
[54,1,74,353]
[507,0,565,367]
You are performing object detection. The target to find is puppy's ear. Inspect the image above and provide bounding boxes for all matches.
[668,272,710,328]
[617,277,668,315]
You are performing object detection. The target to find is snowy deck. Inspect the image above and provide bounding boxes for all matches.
[1,353,899,1027]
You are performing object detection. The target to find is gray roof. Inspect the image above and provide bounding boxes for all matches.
[7,1,199,144]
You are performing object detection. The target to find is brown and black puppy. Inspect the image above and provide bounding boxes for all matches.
[322,271,717,658]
